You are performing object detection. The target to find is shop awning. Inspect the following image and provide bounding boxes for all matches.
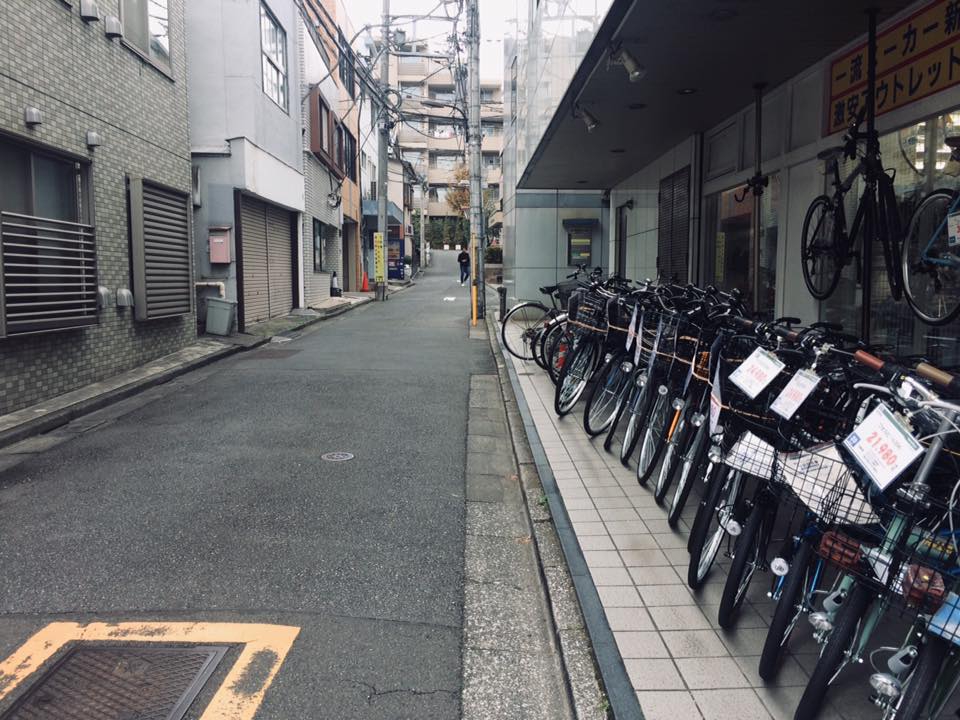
[519,0,915,190]
[361,199,404,226]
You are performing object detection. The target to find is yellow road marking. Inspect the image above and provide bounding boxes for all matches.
[0,621,300,720]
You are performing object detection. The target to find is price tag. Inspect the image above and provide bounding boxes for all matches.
[729,347,785,399]
[949,211,960,248]
[709,364,722,434]
[843,404,924,491]
[625,304,638,351]
[771,369,821,420]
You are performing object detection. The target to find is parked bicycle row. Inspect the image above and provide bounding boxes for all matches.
[501,274,960,720]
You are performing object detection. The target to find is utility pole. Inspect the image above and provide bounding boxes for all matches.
[467,0,483,321]
[376,0,390,301]
[420,178,428,269]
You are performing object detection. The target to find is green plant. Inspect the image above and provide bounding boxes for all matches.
[402,255,413,265]
[484,245,502,264]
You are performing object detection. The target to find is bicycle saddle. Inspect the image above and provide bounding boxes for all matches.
[539,284,559,294]
[817,146,845,161]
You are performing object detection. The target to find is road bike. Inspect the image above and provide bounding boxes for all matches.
[801,108,903,303]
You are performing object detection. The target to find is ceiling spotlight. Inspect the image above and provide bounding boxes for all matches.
[619,49,646,82]
[678,87,697,95]
[575,105,599,133]
[627,102,647,110]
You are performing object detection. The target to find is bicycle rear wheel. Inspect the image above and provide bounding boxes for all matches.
[902,189,960,326]
[502,302,550,360]
[801,196,843,300]
[546,325,571,384]
[583,352,631,436]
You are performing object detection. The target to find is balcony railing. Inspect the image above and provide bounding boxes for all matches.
[0,212,99,337]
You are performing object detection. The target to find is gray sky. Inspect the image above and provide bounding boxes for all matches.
[343,0,507,81]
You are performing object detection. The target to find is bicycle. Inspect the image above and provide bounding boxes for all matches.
[901,137,960,326]
[801,107,903,303]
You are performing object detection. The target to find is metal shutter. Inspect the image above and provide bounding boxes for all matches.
[657,167,691,284]
[265,204,293,316]
[0,212,98,337]
[130,179,193,321]
[241,199,270,327]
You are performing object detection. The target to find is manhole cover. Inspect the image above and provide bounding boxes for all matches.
[1,645,228,720]
[321,452,354,462]
[245,349,301,359]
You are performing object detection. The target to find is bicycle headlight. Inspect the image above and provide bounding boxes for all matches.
[869,673,901,699]
[770,557,790,577]
[809,612,833,633]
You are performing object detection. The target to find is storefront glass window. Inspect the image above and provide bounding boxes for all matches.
[703,174,780,316]
[821,111,960,366]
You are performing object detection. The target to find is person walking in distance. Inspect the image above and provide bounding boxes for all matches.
[457,246,471,286]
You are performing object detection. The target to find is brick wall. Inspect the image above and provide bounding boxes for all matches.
[0,0,195,415]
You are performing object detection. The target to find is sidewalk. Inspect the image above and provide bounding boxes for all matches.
[499,350,883,720]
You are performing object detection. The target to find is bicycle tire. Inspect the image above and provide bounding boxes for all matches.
[759,538,814,681]
[717,499,764,629]
[502,302,551,360]
[801,195,843,301]
[902,189,960,326]
[583,352,630,436]
[794,582,872,720]
[612,379,651,465]
[654,408,688,505]
[546,326,571,385]
[687,465,742,589]
[538,315,566,371]
[637,388,672,486]
[878,174,904,302]
[667,418,709,528]
[603,377,633,452]
[894,635,952,720]
[554,338,598,416]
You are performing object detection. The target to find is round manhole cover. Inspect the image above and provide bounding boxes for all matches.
[321,452,355,462]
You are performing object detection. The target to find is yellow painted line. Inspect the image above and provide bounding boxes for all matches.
[0,621,300,720]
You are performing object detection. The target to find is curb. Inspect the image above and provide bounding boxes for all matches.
[484,317,619,720]
[487,318,644,720]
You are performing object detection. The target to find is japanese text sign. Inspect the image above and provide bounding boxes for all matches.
[373,232,385,283]
[729,347,785,400]
[826,0,960,135]
[843,404,924,490]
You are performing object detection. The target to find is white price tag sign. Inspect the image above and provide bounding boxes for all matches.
[709,364,722,434]
[949,211,960,248]
[625,304,638,351]
[729,347,785,399]
[771,369,821,420]
[843,404,924,491]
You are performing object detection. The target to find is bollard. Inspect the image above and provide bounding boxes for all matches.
[498,286,507,318]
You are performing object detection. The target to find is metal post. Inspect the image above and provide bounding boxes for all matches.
[377,0,390,301]
[467,0,483,322]
[861,8,878,339]
[420,178,427,270]
[750,83,765,316]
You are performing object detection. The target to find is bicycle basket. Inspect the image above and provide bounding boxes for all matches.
[568,288,609,335]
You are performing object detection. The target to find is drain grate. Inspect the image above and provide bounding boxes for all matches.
[244,349,301,360]
[320,451,354,462]
[1,645,228,720]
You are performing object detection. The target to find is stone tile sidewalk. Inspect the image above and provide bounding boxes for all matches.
[504,353,893,720]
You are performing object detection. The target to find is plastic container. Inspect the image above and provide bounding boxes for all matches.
[205,297,236,336]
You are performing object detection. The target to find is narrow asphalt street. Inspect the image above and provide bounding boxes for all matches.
[0,251,494,718]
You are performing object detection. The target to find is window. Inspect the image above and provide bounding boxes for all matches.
[120,0,171,71]
[483,154,500,168]
[430,153,462,170]
[338,30,355,99]
[399,54,421,65]
[429,186,450,203]
[260,3,288,110]
[400,83,423,99]
[313,218,325,271]
[129,178,192,321]
[429,121,457,139]
[481,88,496,102]
[0,139,97,337]
[343,129,357,181]
[481,122,503,138]
[333,123,344,169]
[703,173,780,316]
[402,150,424,168]
[430,88,456,102]
[657,166,691,284]
[317,97,330,154]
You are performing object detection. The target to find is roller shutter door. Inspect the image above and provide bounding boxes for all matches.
[265,203,293,317]
[241,199,270,327]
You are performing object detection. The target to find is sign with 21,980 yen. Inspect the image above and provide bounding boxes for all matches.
[826,0,960,135]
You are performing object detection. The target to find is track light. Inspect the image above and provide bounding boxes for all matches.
[610,45,645,83]
[575,105,599,133]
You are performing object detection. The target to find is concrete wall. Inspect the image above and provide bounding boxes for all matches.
[0,0,195,414]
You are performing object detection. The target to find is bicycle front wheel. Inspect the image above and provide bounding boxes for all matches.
[501,302,551,360]
[801,195,843,300]
[717,502,764,629]
[637,387,671,486]
[894,635,954,720]
[583,352,631,436]
[903,189,960,326]
[555,338,599,416]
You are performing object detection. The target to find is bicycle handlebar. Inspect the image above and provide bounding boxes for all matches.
[852,349,960,395]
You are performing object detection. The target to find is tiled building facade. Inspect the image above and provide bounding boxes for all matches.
[0,0,195,415]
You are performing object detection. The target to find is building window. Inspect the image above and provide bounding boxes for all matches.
[481,122,503,137]
[657,166,692,285]
[703,173,780,317]
[481,88,495,102]
[313,219,325,271]
[0,139,97,337]
[120,0,171,71]
[399,54,420,65]
[333,123,344,169]
[430,153,462,170]
[402,150,424,168]
[483,154,500,168]
[343,129,357,181]
[318,98,330,154]
[338,30,355,99]
[430,87,456,102]
[400,82,423,99]
[260,3,288,110]
[429,121,457,139]
[429,186,450,203]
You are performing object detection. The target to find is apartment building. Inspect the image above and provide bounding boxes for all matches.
[391,39,503,234]
[0,0,196,414]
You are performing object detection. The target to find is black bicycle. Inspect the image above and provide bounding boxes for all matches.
[801,107,903,303]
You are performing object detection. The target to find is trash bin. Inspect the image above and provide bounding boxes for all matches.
[205,297,236,336]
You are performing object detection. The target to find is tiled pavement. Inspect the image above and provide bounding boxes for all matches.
[505,354,919,720]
